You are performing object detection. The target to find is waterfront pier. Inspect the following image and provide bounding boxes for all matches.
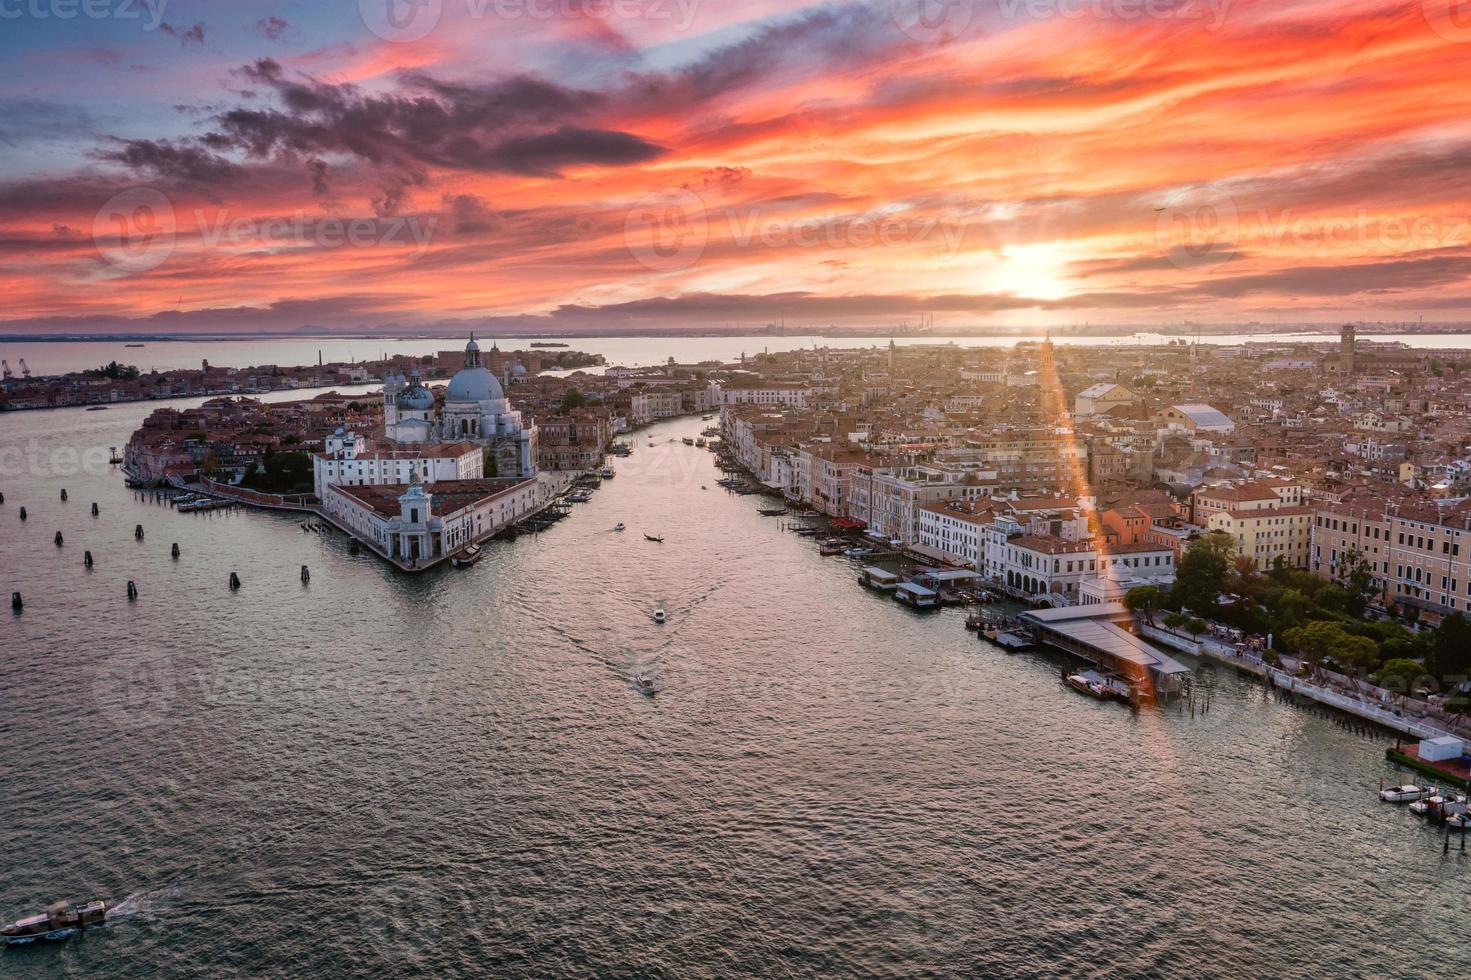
[1018,603,1192,699]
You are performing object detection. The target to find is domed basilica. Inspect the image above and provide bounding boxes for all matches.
[382,337,538,478]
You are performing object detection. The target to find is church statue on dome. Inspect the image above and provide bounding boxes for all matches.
[381,335,538,478]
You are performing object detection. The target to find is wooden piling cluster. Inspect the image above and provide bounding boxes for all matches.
[5,485,334,609]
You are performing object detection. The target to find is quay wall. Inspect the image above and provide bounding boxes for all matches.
[1139,622,1459,741]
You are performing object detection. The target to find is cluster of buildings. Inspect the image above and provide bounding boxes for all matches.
[1,357,376,410]
[1,345,603,412]
[714,328,1471,622]
[123,338,732,569]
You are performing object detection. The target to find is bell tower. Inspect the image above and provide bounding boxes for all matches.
[1340,323,1356,376]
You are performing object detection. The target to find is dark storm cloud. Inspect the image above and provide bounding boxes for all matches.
[202,62,661,178]
[94,137,242,184]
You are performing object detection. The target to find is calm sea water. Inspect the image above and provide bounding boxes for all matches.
[2,389,1469,977]
[4,330,1470,377]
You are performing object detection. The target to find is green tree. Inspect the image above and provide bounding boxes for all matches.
[558,387,587,414]
[1432,612,1471,681]
[1174,532,1235,617]
[1376,658,1429,693]
[1282,620,1379,673]
[1335,548,1377,618]
[1124,584,1169,624]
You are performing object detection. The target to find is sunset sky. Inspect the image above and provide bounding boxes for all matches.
[3,0,1470,334]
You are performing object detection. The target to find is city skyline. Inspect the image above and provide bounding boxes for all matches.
[4,0,1471,334]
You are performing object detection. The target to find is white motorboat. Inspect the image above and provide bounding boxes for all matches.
[1065,671,1113,700]
[652,608,668,624]
[613,522,625,531]
[1379,784,1432,803]
[3,900,108,944]
[636,675,658,696]
[1409,796,1442,816]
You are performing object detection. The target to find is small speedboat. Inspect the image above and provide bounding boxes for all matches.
[636,675,658,696]
[1379,784,1432,803]
[3,900,108,944]
[652,608,668,623]
[613,522,626,531]
[1065,671,1112,700]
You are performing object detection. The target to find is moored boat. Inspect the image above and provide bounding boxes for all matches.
[451,543,483,568]
[1379,784,1432,803]
[1064,669,1129,701]
[2,900,108,944]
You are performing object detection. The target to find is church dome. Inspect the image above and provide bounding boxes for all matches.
[397,374,435,411]
[445,366,503,403]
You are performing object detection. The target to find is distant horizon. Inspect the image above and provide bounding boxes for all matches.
[5,321,1471,344]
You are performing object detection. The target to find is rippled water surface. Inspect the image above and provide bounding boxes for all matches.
[2,396,1469,977]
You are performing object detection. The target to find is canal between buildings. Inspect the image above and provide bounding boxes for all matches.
[2,397,1468,977]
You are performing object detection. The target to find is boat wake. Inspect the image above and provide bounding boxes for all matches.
[106,886,180,923]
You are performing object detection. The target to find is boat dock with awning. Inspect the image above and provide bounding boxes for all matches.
[1018,603,1192,697]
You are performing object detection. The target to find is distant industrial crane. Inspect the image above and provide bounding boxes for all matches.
[0,359,11,380]
[18,358,31,378]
